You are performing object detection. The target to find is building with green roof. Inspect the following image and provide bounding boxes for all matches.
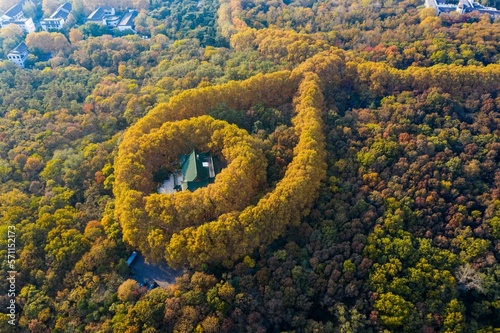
[178,150,218,191]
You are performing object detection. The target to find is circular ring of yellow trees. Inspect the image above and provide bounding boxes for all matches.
[114,52,340,268]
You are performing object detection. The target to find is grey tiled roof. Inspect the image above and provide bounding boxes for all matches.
[87,6,114,20]
[50,2,72,19]
[4,2,23,18]
[10,42,28,55]
[118,10,138,27]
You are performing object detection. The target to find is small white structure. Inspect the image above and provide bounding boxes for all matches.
[158,170,183,194]
[41,2,72,31]
[7,42,29,68]
[103,15,121,27]
[0,2,36,33]
[9,18,35,33]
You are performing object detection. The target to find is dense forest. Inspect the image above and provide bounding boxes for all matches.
[1,0,500,332]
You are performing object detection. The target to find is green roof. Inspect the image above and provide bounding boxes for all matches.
[179,150,213,191]
[184,179,212,191]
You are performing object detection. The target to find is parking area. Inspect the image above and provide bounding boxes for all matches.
[129,252,183,288]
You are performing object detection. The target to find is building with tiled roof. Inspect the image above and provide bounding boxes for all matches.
[41,2,72,31]
[425,0,500,17]
[117,10,138,32]
[86,6,116,24]
[178,150,218,191]
[7,42,29,68]
[0,1,36,33]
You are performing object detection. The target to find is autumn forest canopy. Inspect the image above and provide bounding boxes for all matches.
[1,0,500,332]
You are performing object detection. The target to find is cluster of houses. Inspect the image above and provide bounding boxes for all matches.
[86,6,138,32]
[425,0,500,17]
[1,1,139,68]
